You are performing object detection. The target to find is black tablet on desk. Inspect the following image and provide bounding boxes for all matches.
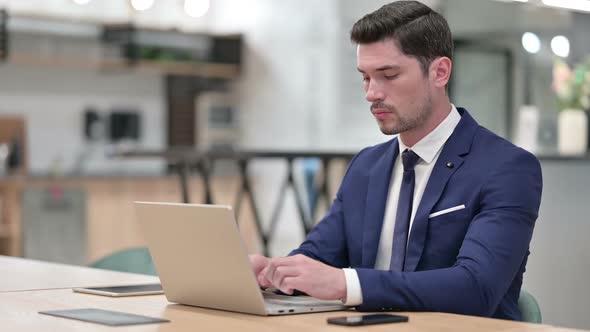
[72,283,163,297]
[39,308,169,326]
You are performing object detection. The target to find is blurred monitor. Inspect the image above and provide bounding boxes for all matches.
[109,111,140,142]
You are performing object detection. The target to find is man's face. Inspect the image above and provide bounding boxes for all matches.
[357,39,433,136]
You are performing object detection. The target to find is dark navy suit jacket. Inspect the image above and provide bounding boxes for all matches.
[291,108,543,320]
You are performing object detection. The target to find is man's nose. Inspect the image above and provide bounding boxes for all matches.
[365,81,384,102]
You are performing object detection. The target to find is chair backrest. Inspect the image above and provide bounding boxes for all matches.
[90,247,157,276]
[519,289,542,323]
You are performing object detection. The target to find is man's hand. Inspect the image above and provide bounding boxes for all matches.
[264,254,346,301]
[248,254,271,289]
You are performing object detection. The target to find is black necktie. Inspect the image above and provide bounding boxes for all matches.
[390,149,420,271]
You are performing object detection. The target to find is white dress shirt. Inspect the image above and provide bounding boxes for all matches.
[342,105,461,305]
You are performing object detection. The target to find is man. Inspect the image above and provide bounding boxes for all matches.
[250,1,542,320]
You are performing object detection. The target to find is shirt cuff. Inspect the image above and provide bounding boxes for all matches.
[342,268,363,306]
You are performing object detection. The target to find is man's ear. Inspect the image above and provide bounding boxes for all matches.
[430,57,452,89]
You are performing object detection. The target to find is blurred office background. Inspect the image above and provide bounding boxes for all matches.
[0,0,589,329]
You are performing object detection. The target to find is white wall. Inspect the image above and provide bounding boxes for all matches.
[0,64,166,175]
[207,0,341,149]
[527,162,590,330]
[446,0,571,37]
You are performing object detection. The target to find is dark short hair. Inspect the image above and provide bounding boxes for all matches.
[350,1,453,74]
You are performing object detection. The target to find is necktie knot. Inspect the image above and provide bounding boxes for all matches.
[402,149,420,172]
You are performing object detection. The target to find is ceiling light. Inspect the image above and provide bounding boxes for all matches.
[551,35,570,58]
[184,0,210,18]
[522,32,541,54]
[72,0,91,4]
[131,0,155,11]
[542,0,590,13]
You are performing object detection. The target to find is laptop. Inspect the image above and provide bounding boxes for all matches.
[135,201,347,316]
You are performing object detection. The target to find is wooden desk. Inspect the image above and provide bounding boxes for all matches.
[0,255,159,292]
[0,288,582,332]
[0,257,584,332]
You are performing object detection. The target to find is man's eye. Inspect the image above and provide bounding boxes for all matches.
[384,74,399,80]
[362,76,369,82]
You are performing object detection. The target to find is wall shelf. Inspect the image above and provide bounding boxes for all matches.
[7,53,239,79]
[0,12,242,79]
[120,60,239,79]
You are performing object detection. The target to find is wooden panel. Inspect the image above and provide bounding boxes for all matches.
[85,176,258,262]
[0,181,21,256]
[0,117,25,255]
[0,116,27,175]
[0,176,260,263]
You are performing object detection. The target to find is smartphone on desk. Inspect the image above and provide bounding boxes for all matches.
[327,314,408,326]
[73,284,163,297]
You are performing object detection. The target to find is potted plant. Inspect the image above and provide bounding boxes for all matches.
[553,58,590,155]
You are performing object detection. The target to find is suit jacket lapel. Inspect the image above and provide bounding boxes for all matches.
[404,108,478,271]
[361,140,398,268]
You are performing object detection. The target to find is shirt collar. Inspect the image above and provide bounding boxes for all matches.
[397,104,461,164]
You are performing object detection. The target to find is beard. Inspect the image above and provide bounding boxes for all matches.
[372,92,433,135]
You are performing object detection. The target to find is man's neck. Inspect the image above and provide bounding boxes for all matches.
[399,100,452,148]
